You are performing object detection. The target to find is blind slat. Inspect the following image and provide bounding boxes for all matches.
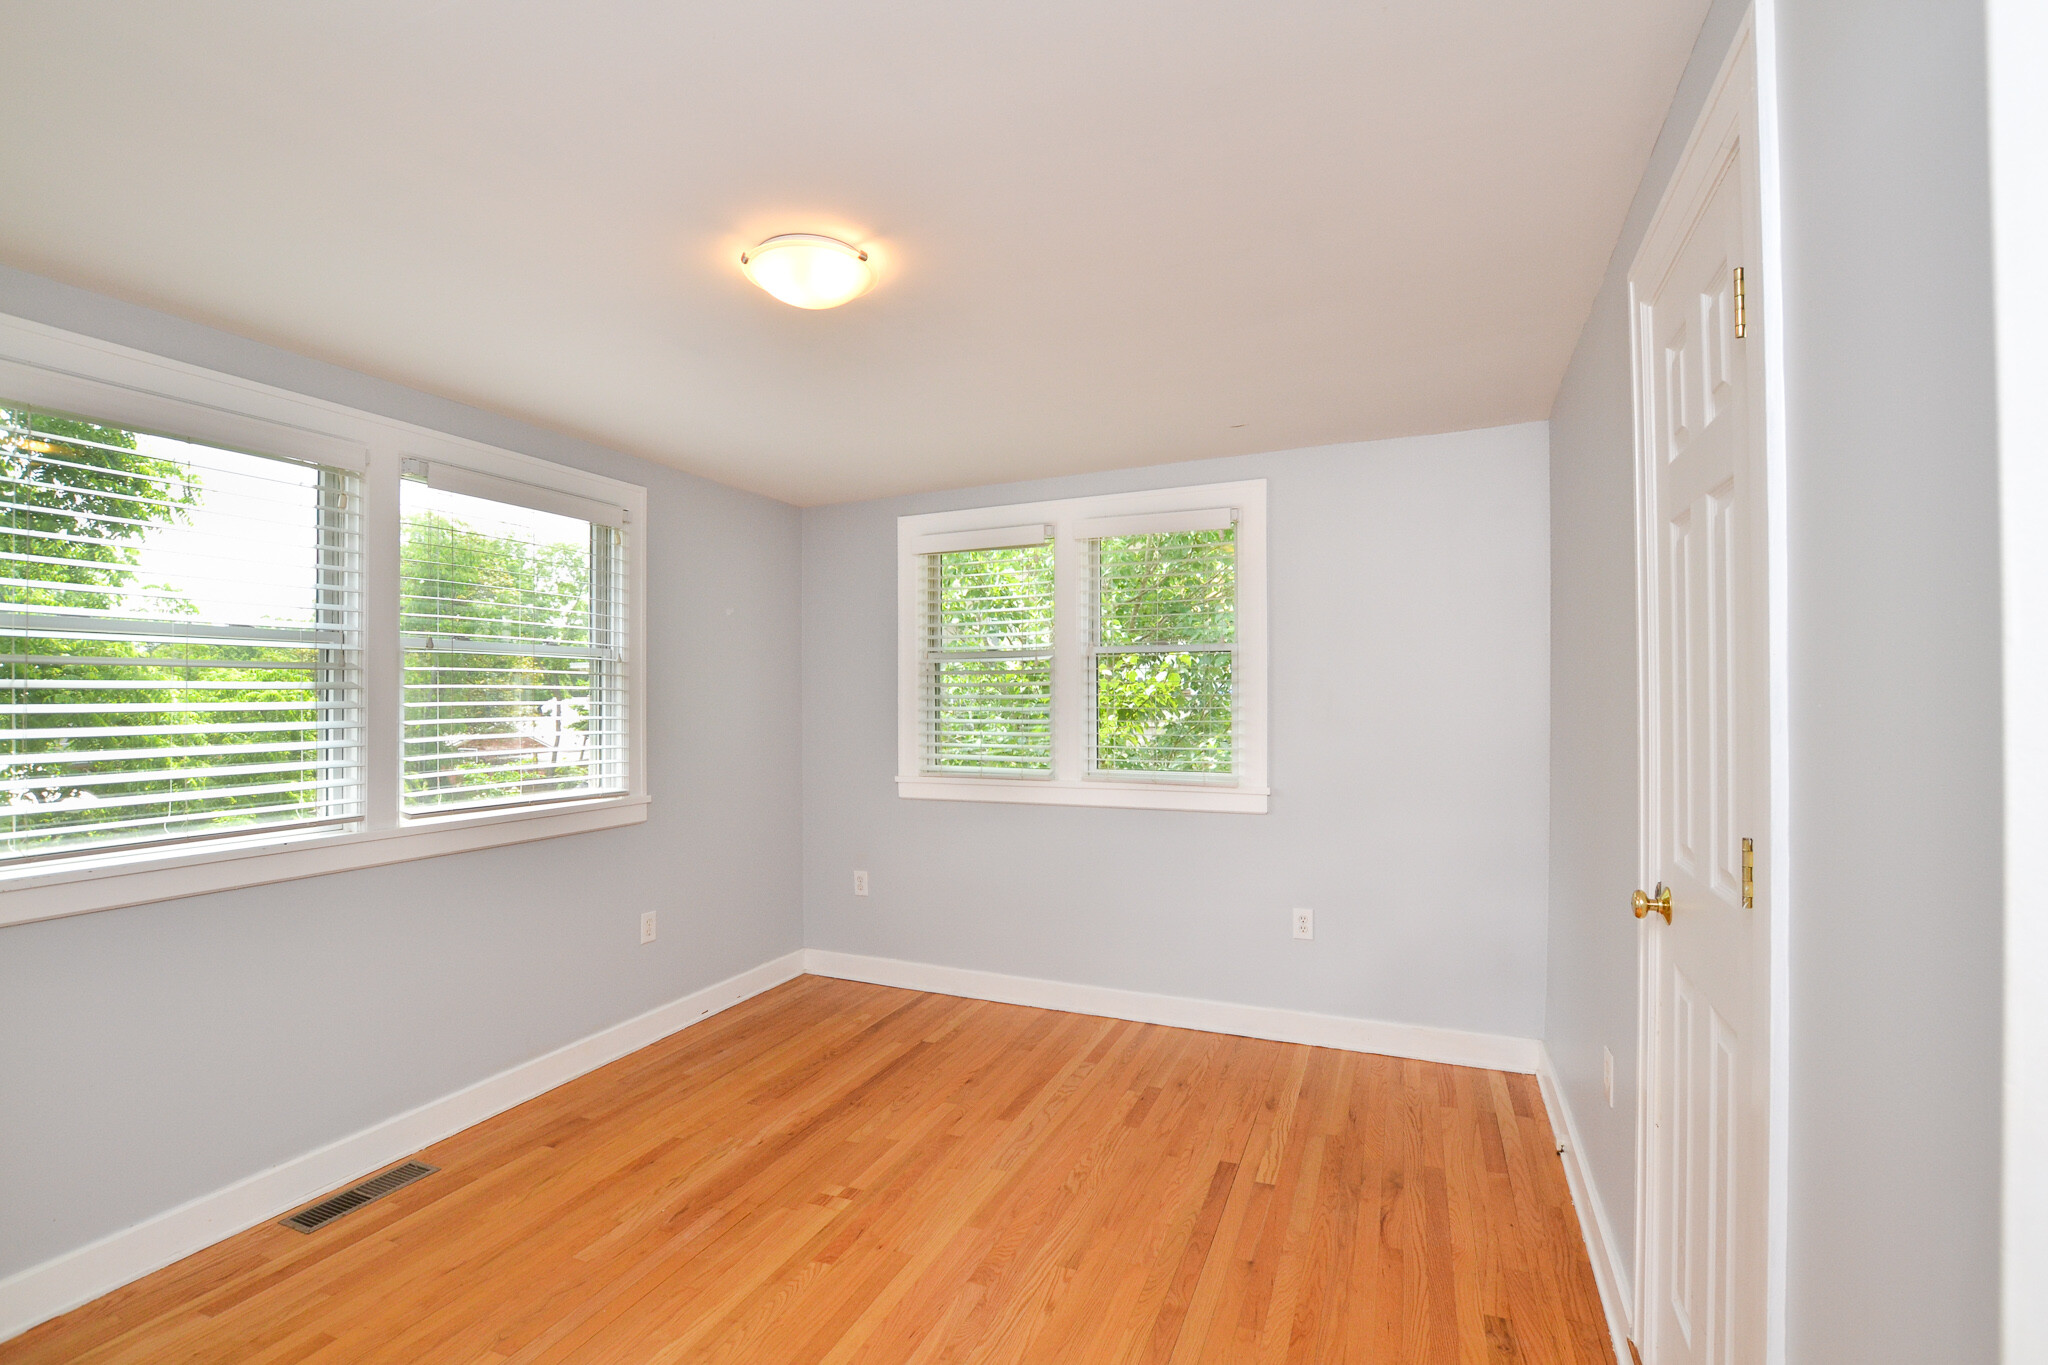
[7,774,362,818]
[3,759,360,794]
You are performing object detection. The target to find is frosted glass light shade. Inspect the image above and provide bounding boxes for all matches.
[738,234,876,309]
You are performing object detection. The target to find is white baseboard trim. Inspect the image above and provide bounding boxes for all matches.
[801,949,1541,1074]
[1535,1044,1635,1363]
[0,948,807,1346]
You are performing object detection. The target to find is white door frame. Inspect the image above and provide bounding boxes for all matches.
[1989,1,2048,1358]
[1626,10,1791,1362]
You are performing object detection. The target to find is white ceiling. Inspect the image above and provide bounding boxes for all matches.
[0,1,1709,506]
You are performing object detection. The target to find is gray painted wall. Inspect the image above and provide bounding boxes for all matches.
[0,266,806,1279]
[1549,0,2007,1356]
[802,424,1552,1039]
[1544,0,1748,1283]
[1776,0,2003,1358]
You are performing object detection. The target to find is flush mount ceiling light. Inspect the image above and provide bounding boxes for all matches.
[738,233,876,309]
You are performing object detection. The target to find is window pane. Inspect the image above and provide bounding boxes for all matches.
[1,406,362,861]
[1095,528,1235,646]
[1093,650,1234,774]
[928,656,1053,768]
[400,481,624,813]
[934,544,1054,651]
[922,544,1053,771]
[1092,529,1235,776]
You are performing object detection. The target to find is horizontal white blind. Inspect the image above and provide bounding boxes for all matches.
[1,406,364,862]
[921,543,1054,772]
[400,477,626,814]
[1090,528,1236,779]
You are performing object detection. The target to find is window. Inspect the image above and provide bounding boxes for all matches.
[898,481,1267,813]
[2,408,361,861]
[921,538,1055,772]
[0,315,646,925]
[399,463,627,814]
[1091,521,1237,780]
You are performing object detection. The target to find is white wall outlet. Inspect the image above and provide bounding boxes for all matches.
[1292,907,1313,940]
[640,910,657,945]
[853,870,869,896]
[1603,1046,1615,1107]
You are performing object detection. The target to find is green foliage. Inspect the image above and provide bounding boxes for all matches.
[0,412,331,855]
[1,410,192,610]
[928,657,1052,769]
[5,639,337,841]
[935,544,1053,652]
[1095,529,1234,648]
[1094,650,1233,773]
[400,511,594,647]
[921,531,1238,776]
[1093,530,1235,774]
[400,508,603,808]
[926,544,1053,770]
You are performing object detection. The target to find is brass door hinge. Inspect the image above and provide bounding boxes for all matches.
[1734,266,1746,339]
[1741,836,1755,908]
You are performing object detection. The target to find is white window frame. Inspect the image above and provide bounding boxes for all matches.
[0,314,648,927]
[897,479,1268,814]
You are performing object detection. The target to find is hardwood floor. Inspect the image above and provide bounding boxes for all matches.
[3,976,1613,1364]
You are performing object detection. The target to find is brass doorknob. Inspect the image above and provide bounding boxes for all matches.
[1633,883,1672,924]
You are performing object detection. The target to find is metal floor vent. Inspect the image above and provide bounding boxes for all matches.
[280,1161,437,1233]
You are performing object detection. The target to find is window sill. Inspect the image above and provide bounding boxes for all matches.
[896,775,1269,814]
[0,795,650,928]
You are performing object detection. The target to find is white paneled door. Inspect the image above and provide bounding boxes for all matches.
[1629,29,1776,1365]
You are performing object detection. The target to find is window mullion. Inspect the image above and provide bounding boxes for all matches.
[1051,522,1089,782]
[314,466,362,827]
[362,444,404,831]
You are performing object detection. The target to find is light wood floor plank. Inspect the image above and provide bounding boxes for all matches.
[2,977,1613,1364]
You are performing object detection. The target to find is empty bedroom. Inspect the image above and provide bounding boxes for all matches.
[0,1,2034,1362]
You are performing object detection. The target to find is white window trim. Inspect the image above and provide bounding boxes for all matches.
[897,479,1268,814]
[0,313,649,928]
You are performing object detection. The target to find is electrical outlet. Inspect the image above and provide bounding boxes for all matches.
[1603,1046,1615,1107]
[1292,907,1313,940]
[853,870,870,896]
[640,910,657,945]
